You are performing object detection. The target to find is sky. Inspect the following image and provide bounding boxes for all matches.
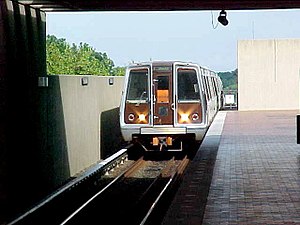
[46,9,300,72]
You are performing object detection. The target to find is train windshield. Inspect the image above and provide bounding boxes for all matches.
[126,69,149,102]
[177,69,200,101]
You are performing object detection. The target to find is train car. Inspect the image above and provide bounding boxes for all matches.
[119,61,223,151]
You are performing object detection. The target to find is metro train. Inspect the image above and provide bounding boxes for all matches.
[119,61,224,151]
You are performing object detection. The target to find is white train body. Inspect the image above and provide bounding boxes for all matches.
[119,61,224,151]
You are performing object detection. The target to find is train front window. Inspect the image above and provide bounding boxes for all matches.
[126,69,149,102]
[177,69,200,101]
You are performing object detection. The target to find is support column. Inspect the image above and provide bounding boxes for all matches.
[0,1,48,223]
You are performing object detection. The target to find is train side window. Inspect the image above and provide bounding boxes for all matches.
[177,69,200,101]
[204,76,211,100]
[211,77,218,97]
[202,75,208,99]
[215,78,220,94]
[208,77,215,98]
[126,69,148,101]
[201,69,209,101]
[214,77,220,94]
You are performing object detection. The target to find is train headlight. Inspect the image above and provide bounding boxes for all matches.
[138,114,146,122]
[181,113,189,122]
[192,113,199,121]
[128,113,135,121]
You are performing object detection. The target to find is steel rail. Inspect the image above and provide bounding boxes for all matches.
[8,145,132,225]
[139,155,190,225]
[60,156,145,225]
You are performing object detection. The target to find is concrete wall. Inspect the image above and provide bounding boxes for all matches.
[238,39,300,111]
[48,75,125,176]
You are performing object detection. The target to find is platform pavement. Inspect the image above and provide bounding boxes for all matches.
[162,110,300,225]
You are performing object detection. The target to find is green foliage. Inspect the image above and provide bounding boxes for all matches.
[112,67,126,76]
[218,69,238,90]
[46,35,126,76]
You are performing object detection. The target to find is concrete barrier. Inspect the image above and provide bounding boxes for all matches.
[48,75,125,177]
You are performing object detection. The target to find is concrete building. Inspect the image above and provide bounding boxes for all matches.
[238,39,300,111]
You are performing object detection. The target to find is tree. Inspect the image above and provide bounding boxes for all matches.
[218,69,238,90]
[46,34,126,76]
[46,35,74,74]
[92,51,115,76]
[112,66,126,76]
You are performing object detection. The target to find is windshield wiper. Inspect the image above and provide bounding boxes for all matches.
[135,91,147,106]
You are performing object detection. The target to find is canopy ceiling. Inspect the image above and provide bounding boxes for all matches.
[12,0,300,12]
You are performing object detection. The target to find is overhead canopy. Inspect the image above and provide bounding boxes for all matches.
[12,0,300,11]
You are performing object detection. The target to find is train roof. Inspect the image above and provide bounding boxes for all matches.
[127,60,204,68]
[127,61,218,74]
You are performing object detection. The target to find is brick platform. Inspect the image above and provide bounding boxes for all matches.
[162,110,300,225]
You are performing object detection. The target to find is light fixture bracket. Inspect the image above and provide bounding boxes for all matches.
[218,10,229,26]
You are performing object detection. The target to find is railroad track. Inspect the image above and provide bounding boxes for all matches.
[8,145,193,225]
[8,145,137,225]
[60,153,190,225]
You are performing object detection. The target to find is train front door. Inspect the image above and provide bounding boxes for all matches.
[152,66,174,125]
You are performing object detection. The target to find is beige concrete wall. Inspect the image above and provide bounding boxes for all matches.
[238,39,300,111]
[52,75,124,176]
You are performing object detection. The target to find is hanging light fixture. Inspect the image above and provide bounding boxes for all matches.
[218,10,229,26]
